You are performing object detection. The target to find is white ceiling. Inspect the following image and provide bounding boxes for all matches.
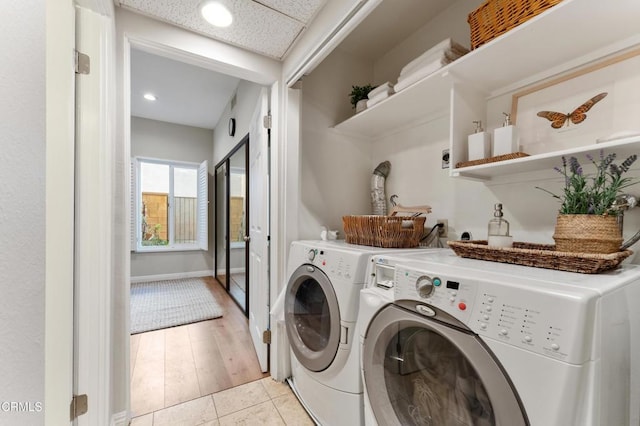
[124,0,328,130]
[130,48,241,129]
[127,0,452,130]
[116,0,327,59]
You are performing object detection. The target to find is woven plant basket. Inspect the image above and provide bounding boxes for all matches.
[553,214,623,254]
[468,0,564,50]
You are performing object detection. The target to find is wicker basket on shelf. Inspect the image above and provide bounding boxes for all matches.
[468,0,564,50]
[343,215,426,248]
[343,205,431,248]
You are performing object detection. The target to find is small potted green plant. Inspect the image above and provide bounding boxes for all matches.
[349,84,374,113]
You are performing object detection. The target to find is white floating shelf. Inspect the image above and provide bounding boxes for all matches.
[451,135,640,181]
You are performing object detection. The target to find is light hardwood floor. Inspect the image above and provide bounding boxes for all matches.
[130,277,277,418]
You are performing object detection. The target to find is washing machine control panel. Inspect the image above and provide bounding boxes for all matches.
[394,266,477,323]
[393,264,595,364]
[467,282,593,364]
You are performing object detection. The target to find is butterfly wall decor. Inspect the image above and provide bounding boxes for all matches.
[537,92,608,129]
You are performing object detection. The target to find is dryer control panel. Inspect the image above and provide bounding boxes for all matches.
[393,264,597,364]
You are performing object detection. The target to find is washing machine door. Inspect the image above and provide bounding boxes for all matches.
[285,264,341,372]
[363,304,528,426]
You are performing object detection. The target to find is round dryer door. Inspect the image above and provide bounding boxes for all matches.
[285,264,341,372]
[363,304,528,426]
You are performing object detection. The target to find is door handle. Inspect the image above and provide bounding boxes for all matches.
[244,235,251,242]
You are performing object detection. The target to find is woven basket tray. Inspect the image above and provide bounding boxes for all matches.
[343,215,426,248]
[468,0,564,50]
[448,240,632,274]
[455,152,529,169]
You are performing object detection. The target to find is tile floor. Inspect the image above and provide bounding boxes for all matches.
[130,377,314,426]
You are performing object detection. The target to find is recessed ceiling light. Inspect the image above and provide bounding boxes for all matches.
[143,93,157,101]
[200,1,233,28]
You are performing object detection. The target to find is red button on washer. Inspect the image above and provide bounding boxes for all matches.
[458,302,467,311]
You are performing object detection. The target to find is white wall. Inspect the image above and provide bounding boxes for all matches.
[131,117,214,162]
[212,80,261,277]
[372,0,482,84]
[0,2,45,424]
[369,114,565,244]
[299,47,374,239]
[213,80,264,166]
[130,117,214,278]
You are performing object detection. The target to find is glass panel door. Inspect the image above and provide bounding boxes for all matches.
[214,138,249,314]
[228,143,247,311]
[215,163,227,287]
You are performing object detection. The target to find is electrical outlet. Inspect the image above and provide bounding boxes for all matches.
[437,219,448,238]
[441,149,450,169]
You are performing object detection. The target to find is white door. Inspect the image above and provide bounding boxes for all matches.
[73,6,112,424]
[249,88,270,372]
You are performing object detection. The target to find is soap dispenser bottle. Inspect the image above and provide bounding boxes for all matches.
[487,203,513,247]
[467,120,491,161]
[493,112,519,156]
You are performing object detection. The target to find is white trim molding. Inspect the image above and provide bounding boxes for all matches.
[74,6,115,425]
[110,411,128,426]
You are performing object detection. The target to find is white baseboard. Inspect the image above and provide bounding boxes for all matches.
[111,411,128,426]
[131,270,214,283]
[215,267,246,276]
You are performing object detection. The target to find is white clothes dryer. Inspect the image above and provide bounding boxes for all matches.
[285,240,446,425]
[360,250,640,426]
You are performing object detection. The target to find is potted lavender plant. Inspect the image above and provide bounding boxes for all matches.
[537,151,638,253]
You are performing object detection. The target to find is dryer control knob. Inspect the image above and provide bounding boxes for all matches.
[416,275,434,298]
[307,249,316,261]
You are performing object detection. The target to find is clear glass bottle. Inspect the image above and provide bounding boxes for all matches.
[488,203,512,247]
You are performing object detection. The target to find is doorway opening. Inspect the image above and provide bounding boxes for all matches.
[127,43,269,418]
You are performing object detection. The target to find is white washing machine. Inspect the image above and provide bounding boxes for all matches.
[359,250,640,426]
[284,240,446,425]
